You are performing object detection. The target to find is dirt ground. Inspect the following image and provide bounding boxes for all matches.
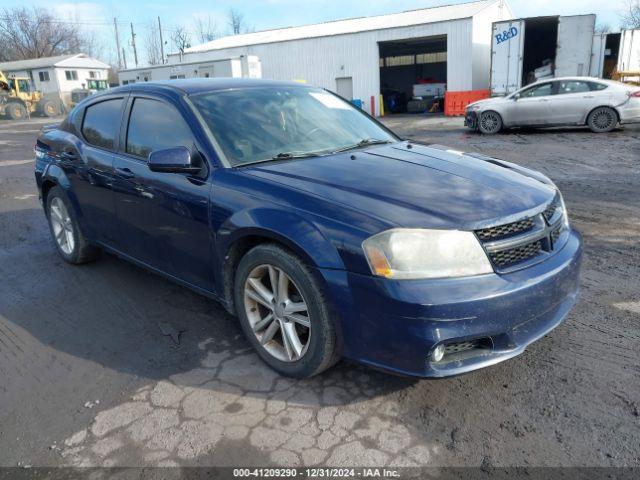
[0,115,638,469]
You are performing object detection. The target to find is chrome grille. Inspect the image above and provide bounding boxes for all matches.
[476,218,534,241]
[543,201,558,222]
[475,197,566,271]
[489,240,543,267]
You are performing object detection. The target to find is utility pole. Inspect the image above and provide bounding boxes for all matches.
[114,18,122,69]
[130,22,138,67]
[158,16,165,64]
[122,47,128,70]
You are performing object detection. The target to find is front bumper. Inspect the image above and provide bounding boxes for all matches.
[464,110,478,129]
[320,229,582,378]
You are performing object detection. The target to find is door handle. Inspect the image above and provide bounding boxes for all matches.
[115,167,135,179]
[583,96,594,99]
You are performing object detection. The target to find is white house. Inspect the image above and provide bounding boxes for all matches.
[0,54,111,108]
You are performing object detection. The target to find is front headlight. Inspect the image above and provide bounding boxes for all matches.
[558,191,570,229]
[362,229,493,280]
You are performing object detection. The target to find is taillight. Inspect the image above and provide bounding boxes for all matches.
[630,91,640,98]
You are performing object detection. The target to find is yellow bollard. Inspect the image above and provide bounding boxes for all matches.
[379,94,385,117]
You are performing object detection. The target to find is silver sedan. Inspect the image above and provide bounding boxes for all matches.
[466,77,640,134]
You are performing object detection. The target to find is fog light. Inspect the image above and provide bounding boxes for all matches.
[431,344,445,362]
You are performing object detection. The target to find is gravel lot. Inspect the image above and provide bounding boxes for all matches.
[0,115,638,469]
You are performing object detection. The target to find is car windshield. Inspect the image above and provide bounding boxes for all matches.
[190,86,399,166]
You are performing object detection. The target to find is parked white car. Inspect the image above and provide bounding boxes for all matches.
[465,77,640,134]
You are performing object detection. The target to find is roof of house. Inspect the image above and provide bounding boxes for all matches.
[0,54,110,72]
[183,0,502,54]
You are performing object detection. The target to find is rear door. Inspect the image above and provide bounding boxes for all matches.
[112,94,213,290]
[73,96,126,245]
[555,15,596,77]
[491,20,526,96]
[547,79,595,124]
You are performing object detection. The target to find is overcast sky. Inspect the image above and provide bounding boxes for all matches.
[5,0,630,65]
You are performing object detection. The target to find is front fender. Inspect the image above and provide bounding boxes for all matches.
[217,207,345,270]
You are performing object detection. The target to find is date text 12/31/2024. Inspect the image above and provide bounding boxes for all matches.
[233,468,401,478]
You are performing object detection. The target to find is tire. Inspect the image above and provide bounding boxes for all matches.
[45,186,100,264]
[233,243,339,378]
[41,100,59,117]
[587,107,617,133]
[7,102,27,120]
[478,110,503,134]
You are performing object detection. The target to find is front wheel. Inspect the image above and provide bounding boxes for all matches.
[7,102,28,120]
[587,107,617,133]
[46,186,100,264]
[234,244,339,378]
[478,111,503,134]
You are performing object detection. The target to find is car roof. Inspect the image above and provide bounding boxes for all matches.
[109,78,309,96]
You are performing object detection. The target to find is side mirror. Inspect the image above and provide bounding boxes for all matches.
[512,94,519,101]
[148,146,201,174]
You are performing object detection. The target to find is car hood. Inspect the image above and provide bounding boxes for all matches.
[241,143,556,230]
[468,96,510,109]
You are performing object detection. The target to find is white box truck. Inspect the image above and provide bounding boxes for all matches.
[590,29,640,82]
[490,15,596,96]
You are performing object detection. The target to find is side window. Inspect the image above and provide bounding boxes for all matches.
[557,81,591,95]
[82,99,123,150]
[589,82,608,91]
[126,98,194,159]
[520,83,553,98]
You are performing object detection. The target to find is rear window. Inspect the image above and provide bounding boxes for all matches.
[589,82,608,91]
[82,99,123,150]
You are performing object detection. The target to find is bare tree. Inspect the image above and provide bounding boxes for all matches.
[171,26,191,53]
[227,8,246,35]
[194,15,219,43]
[0,7,94,62]
[145,22,164,65]
[620,0,640,28]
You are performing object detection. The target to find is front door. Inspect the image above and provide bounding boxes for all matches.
[509,81,555,126]
[112,95,213,291]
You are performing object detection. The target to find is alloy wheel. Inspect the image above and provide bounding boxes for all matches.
[592,109,615,131]
[243,264,311,362]
[50,197,75,255]
[480,112,500,133]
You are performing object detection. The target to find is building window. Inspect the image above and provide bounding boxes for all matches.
[416,51,447,64]
[169,74,185,80]
[65,70,78,81]
[384,55,415,67]
[38,71,50,82]
[89,71,96,79]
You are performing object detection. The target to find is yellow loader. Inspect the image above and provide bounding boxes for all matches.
[0,70,59,120]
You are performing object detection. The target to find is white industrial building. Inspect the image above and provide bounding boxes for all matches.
[120,0,513,115]
[0,54,111,108]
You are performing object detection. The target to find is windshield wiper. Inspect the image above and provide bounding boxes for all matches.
[271,151,321,160]
[331,138,394,154]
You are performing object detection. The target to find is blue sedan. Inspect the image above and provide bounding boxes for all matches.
[34,79,582,378]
